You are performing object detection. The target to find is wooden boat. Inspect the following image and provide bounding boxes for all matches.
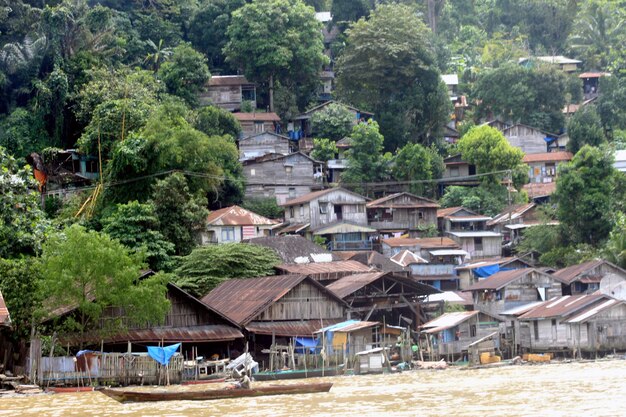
[46,386,95,393]
[253,368,340,381]
[100,382,333,403]
[181,377,227,385]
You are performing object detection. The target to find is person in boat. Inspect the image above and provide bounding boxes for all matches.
[235,374,251,389]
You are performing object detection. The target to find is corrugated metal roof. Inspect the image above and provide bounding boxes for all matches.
[276,223,310,235]
[447,231,502,238]
[420,311,479,333]
[519,294,606,320]
[424,291,473,305]
[276,261,372,276]
[579,72,610,78]
[448,216,492,222]
[500,301,545,316]
[311,221,377,235]
[233,112,281,122]
[566,299,622,323]
[325,272,387,298]
[456,257,527,271]
[523,151,573,163]
[465,269,542,291]
[429,249,469,257]
[245,320,342,336]
[281,187,366,207]
[0,290,10,326]
[366,192,439,209]
[208,75,252,86]
[382,237,459,248]
[391,250,428,267]
[349,251,407,273]
[244,235,339,263]
[552,259,612,285]
[488,203,536,226]
[202,275,345,325]
[414,274,458,282]
[102,325,243,343]
[437,206,464,218]
[207,205,277,226]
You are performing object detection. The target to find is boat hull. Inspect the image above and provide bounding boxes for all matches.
[253,368,340,381]
[100,382,333,403]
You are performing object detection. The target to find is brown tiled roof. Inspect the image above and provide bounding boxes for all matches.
[280,187,366,206]
[519,294,606,320]
[207,205,278,226]
[245,319,343,336]
[233,112,281,122]
[523,182,557,198]
[0,290,10,326]
[523,152,573,163]
[201,275,345,324]
[208,75,252,86]
[276,260,372,276]
[366,192,439,209]
[465,268,548,291]
[552,259,624,285]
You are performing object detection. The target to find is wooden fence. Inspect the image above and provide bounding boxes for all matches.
[38,353,184,387]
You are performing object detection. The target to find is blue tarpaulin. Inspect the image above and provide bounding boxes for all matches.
[147,343,181,366]
[294,337,319,354]
[474,264,501,278]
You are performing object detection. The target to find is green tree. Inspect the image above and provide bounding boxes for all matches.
[193,105,242,138]
[0,146,49,258]
[311,138,338,163]
[143,39,173,72]
[0,108,49,159]
[241,197,284,219]
[157,42,210,106]
[0,258,42,343]
[341,120,391,194]
[331,0,373,28]
[392,143,434,196]
[439,184,514,217]
[187,0,246,70]
[595,76,626,138]
[473,63,574,133]
[457,125,525,185]
[336,4,451,149]
[150,173,209,256]
[175,243,281,297]
[603,211,626,269]
[101,201,176,272]
[39,224,170,345]
[224,0,327,111]
[310,103,355,141]
[566,106,606,153]
[554,145,616,245]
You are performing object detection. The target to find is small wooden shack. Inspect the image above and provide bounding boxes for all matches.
[366,192,440,237]
[238,132,293,161]
[552,259,626,296]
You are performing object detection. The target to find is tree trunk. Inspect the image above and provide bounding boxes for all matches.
[269,74,275,113]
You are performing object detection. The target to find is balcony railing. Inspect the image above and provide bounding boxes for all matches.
[329,240,373,251]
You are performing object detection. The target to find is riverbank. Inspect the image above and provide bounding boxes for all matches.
[1,359,626,416]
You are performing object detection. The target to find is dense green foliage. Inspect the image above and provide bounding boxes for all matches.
[175,243,281,297]
[39,224,170,344]
[566,106,606,153]
[310,103,355,141]
[0,258,42,341]
[311,138,339,163]
[241,198,284,220]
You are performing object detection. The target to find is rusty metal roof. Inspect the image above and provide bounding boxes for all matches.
[206,205,278,226]
[202,275,346,325]
[103,325,243,343]
[391,250,428,267]
[366,192,439,209]
[280,187,367,207]
[488,203,536,226]
[523,182,557,198]
[420,311,479,333]
[437,206,483,218]
[383,237,459,249]
[552,259,623,285]
[245,319,342,336]
[519,294,606,320]
[465,268,562,291]
[326,272,439,299]
[276,260,372,276]
[566,298,623,323]
[233,112,281,122]
[523,151,573,163]
[0,290,10,326]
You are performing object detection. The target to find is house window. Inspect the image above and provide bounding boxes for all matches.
[470,325,476,338]
[221,227,235,242]
[319,202,328,214]
[533,321,539,340]
[450,167,460,177]
[356,204,364,213]
[474,237,483,251]
[285,165,293,174]
[289,207,295,218]
[250,169,256,176]
[254,122,265,133]
[299,205,304,216]
[418,211,424,220]
[288,188,296,198]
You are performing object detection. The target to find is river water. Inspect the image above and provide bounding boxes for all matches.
[1,360,625,417]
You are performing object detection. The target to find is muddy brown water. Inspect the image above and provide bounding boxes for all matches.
[1,360,625,416]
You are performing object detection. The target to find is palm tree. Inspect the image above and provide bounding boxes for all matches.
[143,39,173,72]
